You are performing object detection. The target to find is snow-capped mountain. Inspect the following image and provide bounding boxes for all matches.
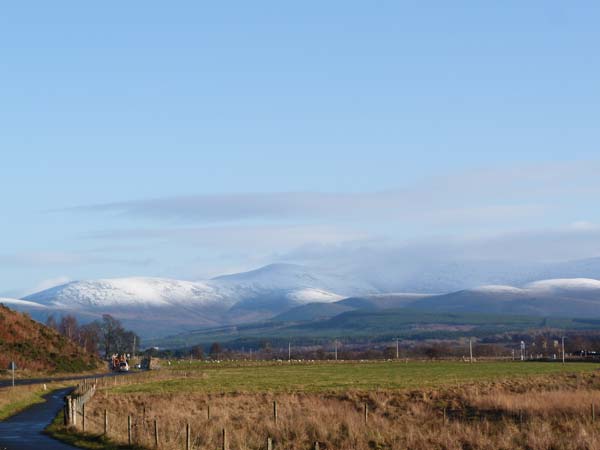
[25,277,231,309]
[19,264,371,337]
[10,257,600,339]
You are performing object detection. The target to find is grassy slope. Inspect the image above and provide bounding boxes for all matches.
[0,304,100,373]
[113,361,600,394]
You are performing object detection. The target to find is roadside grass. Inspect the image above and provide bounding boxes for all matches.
[0,385,47,420]
[112,361,600,394]
[0,382,72,420]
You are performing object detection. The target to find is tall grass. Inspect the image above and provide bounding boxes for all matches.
[71,369,600,449]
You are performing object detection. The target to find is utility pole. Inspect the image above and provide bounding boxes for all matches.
[288,341,291,362]
[469,339,473,363]
[520,341,525,361]
[334,340,338,361]
[11,362,15,387]
[132,335,136,360]
[395,338,399,360]
[562,336,565,364]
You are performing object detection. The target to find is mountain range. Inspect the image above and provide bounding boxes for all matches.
[4,259,600,340]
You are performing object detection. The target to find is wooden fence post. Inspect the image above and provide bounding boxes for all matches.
[72,398,77,427]
[267,437,273,450]
[82,404,86,432]
[273,400,278,425]
[364,402,368,424]
[518,409,523,425]
[443,407,447,424]
[314,442,320,450]
[154,419,159,448]
[63,404,68,426]
[207,404,211,420]
[186,423,191,450]
[128,415,132,445]
[222,427,228,450]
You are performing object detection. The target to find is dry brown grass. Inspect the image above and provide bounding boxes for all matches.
[70,370,600,450]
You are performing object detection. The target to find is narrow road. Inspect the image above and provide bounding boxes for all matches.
[0,388,77,450]
[0,370,128,388]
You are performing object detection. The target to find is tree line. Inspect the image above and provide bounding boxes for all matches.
[46,313,139,357]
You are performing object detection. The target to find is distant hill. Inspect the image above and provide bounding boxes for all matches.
[0,304,100,373]
[275,293,432,322]
[148,307,599,350]
[406,278,600,317]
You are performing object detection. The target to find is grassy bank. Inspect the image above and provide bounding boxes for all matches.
[0,384,51,420]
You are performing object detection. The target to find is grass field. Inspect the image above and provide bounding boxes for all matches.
[114,360,600,394]
[59,360,600,450]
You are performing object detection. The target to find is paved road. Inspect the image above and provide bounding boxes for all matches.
[0,388,78,450]
[0,371,126,389]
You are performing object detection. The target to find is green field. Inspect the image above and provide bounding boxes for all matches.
[114,360,600,394]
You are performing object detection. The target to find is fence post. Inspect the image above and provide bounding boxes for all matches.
[154,419,159,448]
[267,437,273,450]
[273,400,278,425]
[63,398,69,426]
[314,442,320,450]
[186,423,191,450]
[443,407,447,424]
[364,402,368,424]
[222,427,228,450]
[72,397,77,427]
[592,403,596,422]
[104,409,108,435]
[207,404,211,420]
[82,404,86,432]
[128,415,132,445]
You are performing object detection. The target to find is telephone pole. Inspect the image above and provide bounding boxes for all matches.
[562,336,565,364]
[334,340,338,361]
[395,338,399,359]
[288,341,291,362]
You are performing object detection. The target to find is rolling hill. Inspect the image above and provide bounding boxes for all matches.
[0,304,100,373]
[407,278,600,317]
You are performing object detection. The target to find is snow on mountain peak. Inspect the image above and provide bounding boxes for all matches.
[471,285,525,294]
[285,288,344,304]
[24,277,226,309]
[0,297,47,308]
[525,278,600,291]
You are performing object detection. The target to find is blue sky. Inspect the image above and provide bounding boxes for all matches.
[2,2,600,295]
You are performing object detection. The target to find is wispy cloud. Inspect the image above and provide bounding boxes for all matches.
[64,162,600,227]
[88,224,371,250]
